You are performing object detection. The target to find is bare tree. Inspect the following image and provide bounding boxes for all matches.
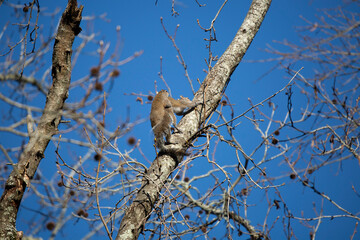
[1,0,358,240]
[0,0,83,239]
[0,0,145,238]
[116,0,272,239]
[262,4,360,239]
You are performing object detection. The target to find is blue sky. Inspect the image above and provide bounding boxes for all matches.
[1,0,359,239]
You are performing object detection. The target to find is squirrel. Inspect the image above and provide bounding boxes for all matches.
[150,90,177,150]
[150,90,200,150]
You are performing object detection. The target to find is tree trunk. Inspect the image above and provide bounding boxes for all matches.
[0,1,83,239]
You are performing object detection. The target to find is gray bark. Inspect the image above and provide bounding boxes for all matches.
[0,1,83,239]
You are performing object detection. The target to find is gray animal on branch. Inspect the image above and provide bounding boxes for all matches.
[150,90,200,150]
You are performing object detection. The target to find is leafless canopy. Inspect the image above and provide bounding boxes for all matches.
[0,1,359,240]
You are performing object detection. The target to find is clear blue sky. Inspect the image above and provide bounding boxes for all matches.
[0,0,359,239]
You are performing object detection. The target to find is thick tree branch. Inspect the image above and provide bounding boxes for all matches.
[0,1,83,239]
[116,0,272,239]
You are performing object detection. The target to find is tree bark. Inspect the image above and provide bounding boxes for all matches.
[116,0,272,239]
[0,1,83,239]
